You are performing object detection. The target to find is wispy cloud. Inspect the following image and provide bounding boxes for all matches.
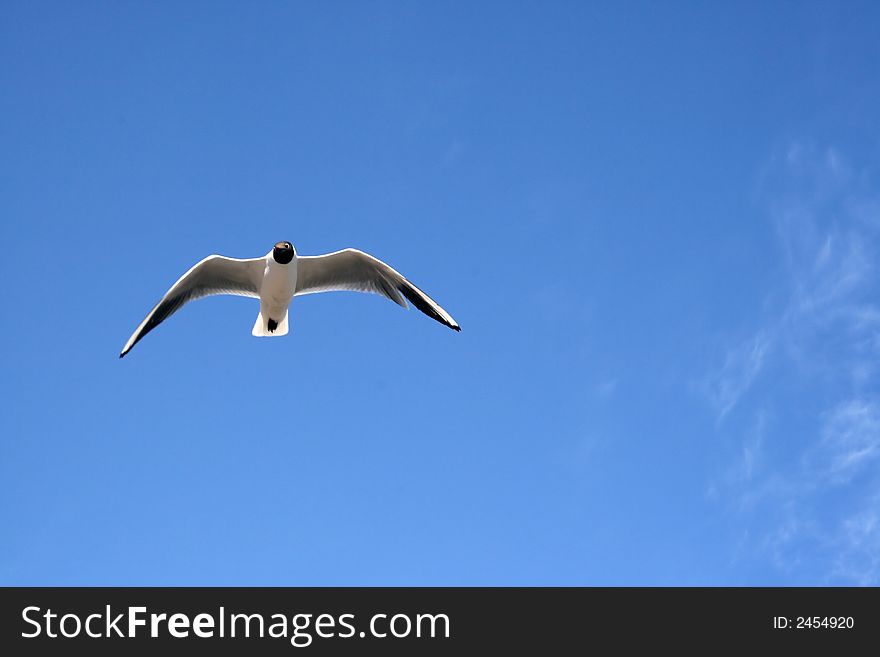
[707,331,772,422]
[833,501,880,586]
[814,398,880,481]
[708,141,880,584]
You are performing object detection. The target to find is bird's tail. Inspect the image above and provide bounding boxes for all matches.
[251,309,289,337]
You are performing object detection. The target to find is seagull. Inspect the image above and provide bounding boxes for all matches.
[119,241,460,358]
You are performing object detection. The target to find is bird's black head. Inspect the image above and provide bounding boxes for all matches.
[273,241,295,264]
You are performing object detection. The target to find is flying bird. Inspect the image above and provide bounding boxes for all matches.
[119,241,460,358]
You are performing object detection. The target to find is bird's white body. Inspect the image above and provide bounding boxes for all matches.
[119,240,459,358]
[252,251,298,336]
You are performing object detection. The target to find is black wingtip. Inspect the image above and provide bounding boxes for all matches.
[397,281,461,333]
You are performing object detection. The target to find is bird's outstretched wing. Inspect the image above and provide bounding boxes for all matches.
[294,249,460,331]
[120,255,266,358]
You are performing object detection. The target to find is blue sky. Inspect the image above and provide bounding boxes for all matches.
[2,1,880,585]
